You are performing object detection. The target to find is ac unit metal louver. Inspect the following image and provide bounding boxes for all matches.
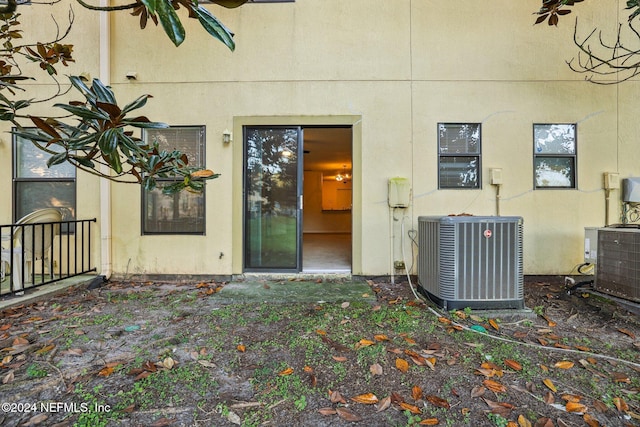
[595,226,640,303]
[418,216,524,310]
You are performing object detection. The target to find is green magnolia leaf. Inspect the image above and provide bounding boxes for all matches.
[73,157,95,168]
[117,133,143,156]
[98,128,119,154]
[66,133,99,150]
[121,94,151,115]
[143,176,157,191]
[194,5,235,50]
[47,151,68,167]
[13,99,31,110]
[54,103,109,121]
[68,75,96,100]
[124,120,168,129]
[106,152,123,174]
[139,0,158,15]
[89,78,117,104]
[161,180,186,194]
[155,0,186,46]
[12,128,53,144]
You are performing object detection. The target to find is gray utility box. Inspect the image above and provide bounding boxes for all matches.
[418,216,524,310]
[595,225,640,303]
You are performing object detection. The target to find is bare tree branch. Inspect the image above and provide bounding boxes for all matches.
[568,17,640,84]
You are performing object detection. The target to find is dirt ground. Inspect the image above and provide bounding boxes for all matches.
[0,275,638,427]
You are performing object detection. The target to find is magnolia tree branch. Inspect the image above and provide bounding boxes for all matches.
[568,18,640,84]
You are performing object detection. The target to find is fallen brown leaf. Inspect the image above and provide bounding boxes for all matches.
[351,392,379,405]
[582,413,600,427]
[161,357,175,370]
[617,328,636,340]
[542,378,557,393]
[412,385,423,401]
[425,394,450,409]
[2,370,14,384]
[278,367,294,376]
[98,366,114,377]
[12,336,28,346]
[483,379,507,393]
[376,396,391,412]
[543,391,554,404]
[336,407,362,422]
[613,396,629,411]
[317,407,336,416]
[399,402,422,414]
[565,401,587,413]
[21,413,48,426]
[395,358,409,373]
[561,394,582,403]
[534,417,554,427]
[471,385,486,398]
[419,418,439,425]
[553,360,574,370]
[504,359,522,371]
[355,338,375,349]
[517,414,532,427]
[611,372,630,383]
[329,390,346,404]
[370,363,383,376]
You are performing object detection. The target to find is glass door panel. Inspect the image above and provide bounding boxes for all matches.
[244,127,302,271]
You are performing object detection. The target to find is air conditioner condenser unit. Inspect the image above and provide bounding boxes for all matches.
[418,216,524,310]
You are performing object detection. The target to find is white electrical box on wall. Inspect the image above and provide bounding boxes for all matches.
[490,168,503,185]
[603,172,619,190]
[388,177,411,208]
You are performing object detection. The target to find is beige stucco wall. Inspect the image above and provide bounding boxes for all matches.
[1,0,636,277]
[0,0,103,270]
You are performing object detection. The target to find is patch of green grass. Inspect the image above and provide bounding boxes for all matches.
[25,363,48,378]
[356,342,387,371]
[89,314,119,327]
[74,384,117,427]
[258,305,285,324]
[74,363,220,425]
[251,362,315,411]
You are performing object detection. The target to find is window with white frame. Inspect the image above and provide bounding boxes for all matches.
[533,123,576,189]
[12,130,76,222]
[142,126,206,235]
[438,123,481,189]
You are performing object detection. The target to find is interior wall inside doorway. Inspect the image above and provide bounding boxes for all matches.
[302,126,352,272]
[303,171,351,233]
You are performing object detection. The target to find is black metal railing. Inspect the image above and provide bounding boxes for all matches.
[0,218,97,296]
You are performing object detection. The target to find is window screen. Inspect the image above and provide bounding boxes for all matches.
[142,126,206,234]
[438,123,481,189]
[533,124,577,189]
[13,131,76,222]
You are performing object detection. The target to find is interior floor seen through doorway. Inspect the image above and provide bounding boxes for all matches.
[303,233,351,273]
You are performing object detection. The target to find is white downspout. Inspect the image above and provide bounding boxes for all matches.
[99,1,112,279]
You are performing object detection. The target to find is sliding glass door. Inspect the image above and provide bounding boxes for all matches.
[244,127,303,271]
